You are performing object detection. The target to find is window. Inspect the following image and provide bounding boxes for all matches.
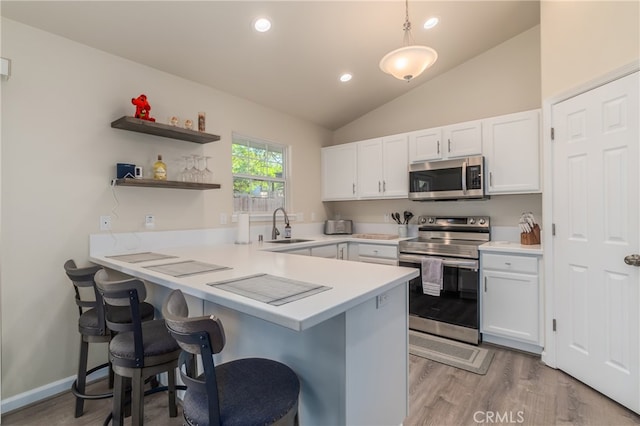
[232,133,288,214]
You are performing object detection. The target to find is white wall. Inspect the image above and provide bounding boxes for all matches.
[329,26,542,228]
[0,18,331,400]
[540,1,639,99]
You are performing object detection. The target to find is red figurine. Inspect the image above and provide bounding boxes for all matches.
[131,94,155,122]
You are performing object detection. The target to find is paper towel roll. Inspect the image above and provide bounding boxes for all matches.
[237,213,250,244]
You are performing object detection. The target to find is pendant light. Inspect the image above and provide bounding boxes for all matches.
[379,0,438,82]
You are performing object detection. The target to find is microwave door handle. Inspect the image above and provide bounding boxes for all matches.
[461,160,468,193]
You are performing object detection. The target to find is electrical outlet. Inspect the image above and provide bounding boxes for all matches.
[384,213,390,223]
[100,215,111,231]
[311,212,316,221]
[220,213,228,225]
[145,214,155,229]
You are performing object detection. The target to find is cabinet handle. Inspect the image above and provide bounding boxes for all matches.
[504,262,511,266]
[383,181,386,192]
[340,247,344,259]
[353,183,356,194]
[489,172,493,187]
[484,276,487,292]
[437,141,440,154]
[448,139,451,153]
[378,181,381,192]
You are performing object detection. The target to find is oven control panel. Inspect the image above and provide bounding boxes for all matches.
[416,216,489,229]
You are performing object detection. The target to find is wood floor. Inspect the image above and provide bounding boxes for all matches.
[3,344,639,425]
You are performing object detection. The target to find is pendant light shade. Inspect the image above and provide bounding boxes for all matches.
[379,0,438,82]
[379,45,438,82]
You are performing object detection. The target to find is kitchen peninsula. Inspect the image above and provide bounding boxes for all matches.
[89,234,418,425]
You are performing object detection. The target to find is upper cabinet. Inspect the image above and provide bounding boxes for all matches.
[483,109,541,194]
[357,134,408,199]
[408,120,482,162]
[322,143,358,201]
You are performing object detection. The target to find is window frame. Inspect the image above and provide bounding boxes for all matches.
[231,132,291,221]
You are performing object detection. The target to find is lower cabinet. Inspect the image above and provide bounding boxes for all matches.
[480,251,542,351]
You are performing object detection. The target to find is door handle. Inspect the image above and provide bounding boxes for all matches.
[624,254,640,266]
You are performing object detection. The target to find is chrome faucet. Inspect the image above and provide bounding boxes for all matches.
[272,207,289,240]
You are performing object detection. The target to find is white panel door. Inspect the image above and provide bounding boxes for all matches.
[552,71,639,413]
[408,127,443,162]
[381,134,409,198]
[443,119,482,158]
[321,144,357,200]
[357,138,384,198]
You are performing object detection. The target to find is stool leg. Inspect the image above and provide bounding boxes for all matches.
[131,370,144,426]
[74,338,89,418]
[168,368,177,418]
[112,374,125,426]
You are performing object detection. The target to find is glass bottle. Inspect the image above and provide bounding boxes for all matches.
[153,154,167,180]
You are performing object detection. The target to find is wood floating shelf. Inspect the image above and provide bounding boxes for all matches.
[111,116,221,144]
[113,178,221,190]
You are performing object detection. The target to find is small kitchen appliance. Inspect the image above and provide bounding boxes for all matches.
[399,215,490,344]
[324,220,353,235]
[408,156,486,201]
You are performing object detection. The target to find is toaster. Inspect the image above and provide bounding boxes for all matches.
[324,220,353,235]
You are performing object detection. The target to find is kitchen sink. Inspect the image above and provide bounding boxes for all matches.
[267,239,313,244]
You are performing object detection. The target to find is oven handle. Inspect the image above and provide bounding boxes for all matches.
[399,254,478,271]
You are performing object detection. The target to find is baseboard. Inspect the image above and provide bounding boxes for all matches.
[482,334,543,355]
[0,369,108,415]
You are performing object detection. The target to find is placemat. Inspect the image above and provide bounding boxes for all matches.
[106,252,178,263]
[144,260,231,277]
[208,273,331,306]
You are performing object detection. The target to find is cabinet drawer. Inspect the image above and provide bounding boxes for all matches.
[482,253,537,274]
[358,244,397,259]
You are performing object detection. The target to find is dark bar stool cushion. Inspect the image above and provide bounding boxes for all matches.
[183,358,300,426]
[109,320,180,361]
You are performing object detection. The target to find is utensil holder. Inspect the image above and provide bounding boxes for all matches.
[520,224,540,245]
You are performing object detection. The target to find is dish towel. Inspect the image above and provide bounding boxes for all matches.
[421,257,443,296]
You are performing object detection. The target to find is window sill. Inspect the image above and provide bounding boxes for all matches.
[232,213,300,223]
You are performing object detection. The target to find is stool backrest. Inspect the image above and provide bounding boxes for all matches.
[64,259,106,336]
[162,289,226,425]
[94,269,148,368]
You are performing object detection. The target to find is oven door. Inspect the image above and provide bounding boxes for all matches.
[399,253,480,343]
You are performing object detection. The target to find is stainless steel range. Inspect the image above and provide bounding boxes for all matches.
[398,216,490,344]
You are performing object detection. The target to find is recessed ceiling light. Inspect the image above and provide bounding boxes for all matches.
[254,17,272,32]
[340,73,353,83]
[424,17,439,29]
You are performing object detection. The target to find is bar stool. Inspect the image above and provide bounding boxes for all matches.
[163,289,300,426]
[64,260,155,418]
[94,269,181,426]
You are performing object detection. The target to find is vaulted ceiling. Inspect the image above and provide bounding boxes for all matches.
[1,1,540,130]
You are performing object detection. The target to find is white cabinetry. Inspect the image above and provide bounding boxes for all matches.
[321,144,357,201]
[481,251,542,351]
[408,120,482,163]
[356,243,398,266]
[483,109,541,194]
[357,134,408,199]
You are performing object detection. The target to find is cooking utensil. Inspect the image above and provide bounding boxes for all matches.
[391,212,401,224]
[403,211,413,224]
[518,212,536,233]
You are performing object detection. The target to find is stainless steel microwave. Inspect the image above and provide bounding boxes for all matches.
[408,156,486,201]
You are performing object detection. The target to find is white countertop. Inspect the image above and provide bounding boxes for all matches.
[479,241,543,255]
[90,240,418,332]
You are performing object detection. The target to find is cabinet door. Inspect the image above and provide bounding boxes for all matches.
[483,109,541,194]
[321,144,357,200]
[481,270,539,344]
[337,243,348,260]
[311,244,338,259]
[382,134,409,198]
[408,127,443,162]
[357,138,384,199]
[443,120,482,158]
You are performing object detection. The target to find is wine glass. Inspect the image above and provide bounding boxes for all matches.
[202,156,213,183]
[189,155,200,182]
